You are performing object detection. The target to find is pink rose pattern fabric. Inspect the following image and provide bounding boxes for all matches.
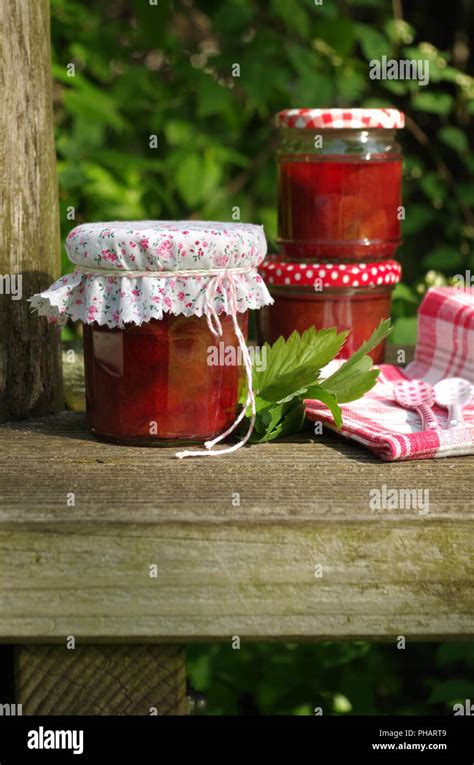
[30,221,272,327]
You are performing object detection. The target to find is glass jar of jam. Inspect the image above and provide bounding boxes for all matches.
[276,108,404,261]
[258,258,401,364]
[30,221,272,447]
[83,313,248,444]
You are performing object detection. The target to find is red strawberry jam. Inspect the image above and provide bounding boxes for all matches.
[258,286,392,364]
[83,313,248,444]
[278,158,402,261]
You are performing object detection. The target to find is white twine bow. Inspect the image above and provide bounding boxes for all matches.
[176,271,256,459]
[74,265,257,457]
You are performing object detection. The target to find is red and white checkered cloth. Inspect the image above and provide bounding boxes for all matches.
[305,288,474,461]
[276,108,405,130]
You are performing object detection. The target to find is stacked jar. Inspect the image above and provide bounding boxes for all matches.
[258,108,404,363]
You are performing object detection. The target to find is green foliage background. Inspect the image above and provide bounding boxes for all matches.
[187,642,474,715]
[52,0,474,346]
[51,0,474,714]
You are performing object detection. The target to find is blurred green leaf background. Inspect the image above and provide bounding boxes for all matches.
[187,641,474,715]
[51,0,474,714]
[52,0,474,347]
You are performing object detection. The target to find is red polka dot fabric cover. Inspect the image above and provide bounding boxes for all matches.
[259,257,402,289]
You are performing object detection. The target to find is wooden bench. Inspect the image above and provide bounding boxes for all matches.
[1,395,473,714]
[1,0,473,717]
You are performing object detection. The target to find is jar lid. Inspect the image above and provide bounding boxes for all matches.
[259,257,402,289]
[64,220,267,271]
[30,221,273,327]
[276,108,405,130]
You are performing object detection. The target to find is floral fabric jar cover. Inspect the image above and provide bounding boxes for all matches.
[31,220,271,327]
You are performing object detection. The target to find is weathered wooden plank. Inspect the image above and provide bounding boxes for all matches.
[15,645,186,715]
[0,0,63,421]
[0,413,473,641]
[0,412,472,523]
[0,521,473,641]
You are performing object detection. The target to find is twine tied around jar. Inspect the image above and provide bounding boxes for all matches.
[74,266,257,457]
[175,270,257,458]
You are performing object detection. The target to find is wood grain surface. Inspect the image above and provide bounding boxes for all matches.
[15,644,186,715]
[0,0,63,421]
[1,412,473,641]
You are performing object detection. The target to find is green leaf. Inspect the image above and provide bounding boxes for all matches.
[83,164,145,218]
[186,651,212,690]
[320,320,392,402]
[292,704,312,716]
[175,155,203,207]
[440,65,467,83]
[384,19,415,45]
[402,203,434,236]
[239,323,390,443]
[423,246,463,270]
[323,358,380,403]
[362,97,398,108]
[61,325,75,342]
[175,152,223,208]
[438,126,469,154]
[164,120,194,146]
[427,679,474,704]
[57,162,87,190]
[258,207,278,243]
[381,79,410,95]
[337,64,367,102]
[420,172,448,204]
[211,145,250,169]
[392,283,419,305]
[286,43,319,78]
[304,384,342,428]
[270,0,310,39]
[251,399,306,443]
[61,77,128,133]
[314,18,355,58]
[391,316,418,346]
[200,152,224,200]
[213,0,254,33]
[239,43,289,114]
[436,642,474,666]
[412,92,454,115]
[286,43,334,106]
[456,182,474,205]
[131,0,172,47]
[197,76,234,118]
[355,23,389,62]
[251,326,348,405]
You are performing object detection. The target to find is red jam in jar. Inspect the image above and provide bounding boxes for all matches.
[258,259,401,364]
[276,108,404,261]
[83,313,248,444]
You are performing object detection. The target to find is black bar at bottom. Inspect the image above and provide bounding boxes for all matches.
[0,714,472,762]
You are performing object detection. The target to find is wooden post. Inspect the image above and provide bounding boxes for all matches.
[0,0,63,422]
[15,645,186,716]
